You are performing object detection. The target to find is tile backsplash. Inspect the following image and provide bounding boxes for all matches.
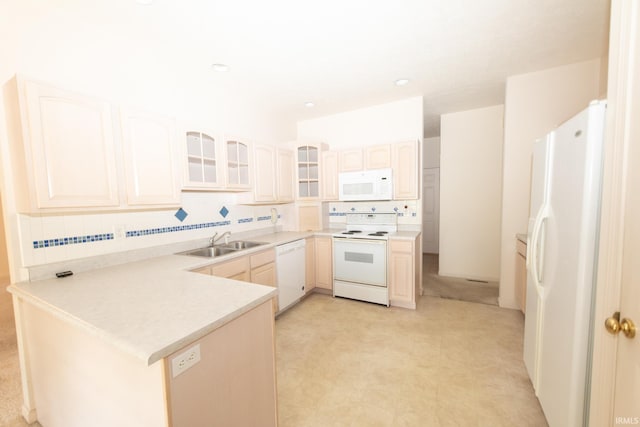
[327,200,420,226]
[19,192,292,267]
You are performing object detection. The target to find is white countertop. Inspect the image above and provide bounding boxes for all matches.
[8,231,313,366]
[7,229,420,366]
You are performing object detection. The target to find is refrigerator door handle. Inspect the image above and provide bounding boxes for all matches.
[528,204,549,292]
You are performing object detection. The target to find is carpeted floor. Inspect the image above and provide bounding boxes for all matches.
[422,254,499,306]
[0,282,33,427]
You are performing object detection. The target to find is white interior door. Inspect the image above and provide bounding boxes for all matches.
[612,0,640,416]
[589,1,640,424]
[422,168,440,253]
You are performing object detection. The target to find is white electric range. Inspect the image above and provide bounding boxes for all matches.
[332,213,397,306]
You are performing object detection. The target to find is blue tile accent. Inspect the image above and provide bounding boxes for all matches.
[33,233,114,249]
[350,207,356,212]
[371,207,376,212]
[329,212,347,217]
[125,220,231,238]
[174,208,188,222]
[256,215,272,222]
[219,206,229,218]
[393,207,399,212]
[238,217,254,224]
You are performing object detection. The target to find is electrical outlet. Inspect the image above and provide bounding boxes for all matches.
[171,344,201,378]
[113,225,126,240]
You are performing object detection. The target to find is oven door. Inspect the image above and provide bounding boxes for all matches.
[333,237,387,286]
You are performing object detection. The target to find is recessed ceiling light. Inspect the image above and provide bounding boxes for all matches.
[395,79,410,86]
[211,63,230,72]
[304,102,315,108]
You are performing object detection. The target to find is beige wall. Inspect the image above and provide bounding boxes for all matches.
[439,105,504,281]
[0,3,296,281]
[498,58,602,309]
[0,196,9,281]
[423,137,441,169]
[297,96,424,149]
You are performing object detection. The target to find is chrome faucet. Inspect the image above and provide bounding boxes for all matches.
[210,231,231,246]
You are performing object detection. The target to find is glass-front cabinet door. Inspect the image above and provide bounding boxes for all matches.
[297,145,319,198]
[226,139,251,189]
[184,131,221,189]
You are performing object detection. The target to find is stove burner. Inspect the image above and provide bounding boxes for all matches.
[342,230,363,235]
[368,231,389,236]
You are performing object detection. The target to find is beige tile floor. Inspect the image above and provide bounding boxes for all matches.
[1,285,547,426]
[275,293,548,427]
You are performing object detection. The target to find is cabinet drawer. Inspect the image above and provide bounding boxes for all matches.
[192,265,212,275]
[209,256,249,278]
[390,239,413,253]
[516,239,527,257]
[250,249,276,268]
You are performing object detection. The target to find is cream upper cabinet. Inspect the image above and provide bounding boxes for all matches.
[296,145,320,199]
[251,144,277,202]
[339,149,363,172]
[392,140,419,200]
[225,139,251,190]
[239,145,295,204]
[321,151,339,201]
[365,144,391,169]
[5,76,120,211]
[183,130,223,190]
[276,148,295,203]
[120,108,181,206]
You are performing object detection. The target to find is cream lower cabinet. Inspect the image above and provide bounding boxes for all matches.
[168,301,277,426]
[305,237,316,293]
[515,238,527,314]
[250,249,278,312]
[195,248,278,311]
[13,295,276,427]
[315,236,333,291]
[388,236,421,309]
[207,256,250,281]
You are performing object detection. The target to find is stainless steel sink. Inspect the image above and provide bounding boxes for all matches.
[219,241,265,250]
[181,246,238,258]
[179,241,266,258]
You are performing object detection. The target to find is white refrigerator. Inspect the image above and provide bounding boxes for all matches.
[523,100,606,427]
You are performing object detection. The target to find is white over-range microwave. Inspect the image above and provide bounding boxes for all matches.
[338,168,393,201]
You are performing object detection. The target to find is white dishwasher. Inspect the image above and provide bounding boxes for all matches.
[276,239,306,312]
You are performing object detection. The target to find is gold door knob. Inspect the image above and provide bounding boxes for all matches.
[620,318,636,339]
[605,313,621,335]
[604,312,636,339]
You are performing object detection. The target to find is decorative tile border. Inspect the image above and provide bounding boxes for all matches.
[126,221,231,237]
[33,233,114,249]
[257,215,273,222]
[238,217,254,224]
[32,221,233,249]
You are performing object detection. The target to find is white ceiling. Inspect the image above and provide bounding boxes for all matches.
[34,0,611,137]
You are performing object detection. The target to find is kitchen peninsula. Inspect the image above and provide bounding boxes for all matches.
[7,237,295,427]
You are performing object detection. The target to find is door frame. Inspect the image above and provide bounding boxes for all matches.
[588,0,638,424]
